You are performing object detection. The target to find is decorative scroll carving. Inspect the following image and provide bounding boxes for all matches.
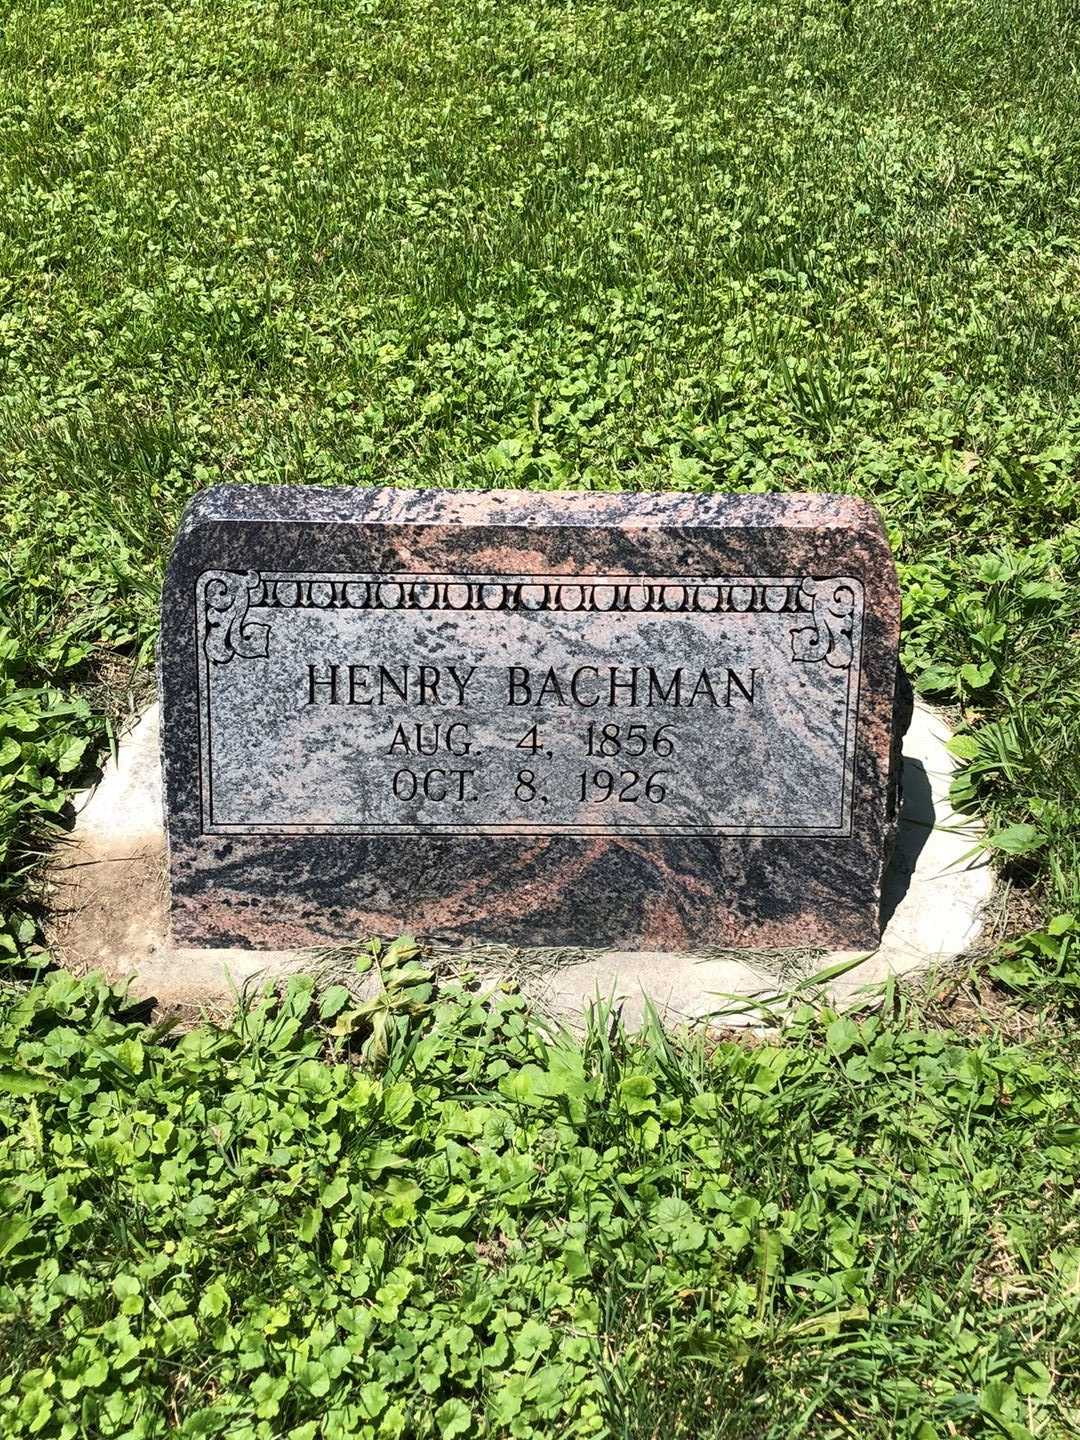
[198,568,856,668]
[790,579,855,669]
[202,571,271,664]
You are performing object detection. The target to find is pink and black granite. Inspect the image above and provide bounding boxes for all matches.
[160,486,907,951]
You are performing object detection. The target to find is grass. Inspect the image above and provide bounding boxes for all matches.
[1,958,1078,1439]
[0,0,1079,1433]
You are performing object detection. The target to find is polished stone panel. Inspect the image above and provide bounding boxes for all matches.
[161,486,907,950]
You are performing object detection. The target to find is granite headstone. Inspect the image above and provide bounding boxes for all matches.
[160,486,908,951]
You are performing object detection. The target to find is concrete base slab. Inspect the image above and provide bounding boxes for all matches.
[45,702,995,1027]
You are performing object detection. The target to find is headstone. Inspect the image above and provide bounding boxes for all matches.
[160,486,907,951]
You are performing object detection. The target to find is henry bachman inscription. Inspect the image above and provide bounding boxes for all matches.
[196,571,862,838]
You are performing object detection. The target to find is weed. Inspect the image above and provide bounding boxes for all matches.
[1,970,1078,1438]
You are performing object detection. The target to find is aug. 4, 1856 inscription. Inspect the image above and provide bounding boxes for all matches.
[162,488,905,952]
[197,570,862,837]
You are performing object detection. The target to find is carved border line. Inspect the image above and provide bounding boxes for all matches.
[194,569,863,837]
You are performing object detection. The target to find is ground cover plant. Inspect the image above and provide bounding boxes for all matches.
[1,0,1079,1432]
[1,960,1078,1438]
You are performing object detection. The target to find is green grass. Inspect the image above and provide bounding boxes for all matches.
[1,0,1079,1433]
[1,959,1078,1439]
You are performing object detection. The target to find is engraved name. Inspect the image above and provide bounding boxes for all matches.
[305,663,757,709]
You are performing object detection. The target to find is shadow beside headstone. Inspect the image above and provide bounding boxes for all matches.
[880,756,935,928]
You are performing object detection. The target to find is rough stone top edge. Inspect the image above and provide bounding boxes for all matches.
[173,483,891,542]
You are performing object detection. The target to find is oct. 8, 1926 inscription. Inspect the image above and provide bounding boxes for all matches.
[161,486,904,952]
[196,569,863,837]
